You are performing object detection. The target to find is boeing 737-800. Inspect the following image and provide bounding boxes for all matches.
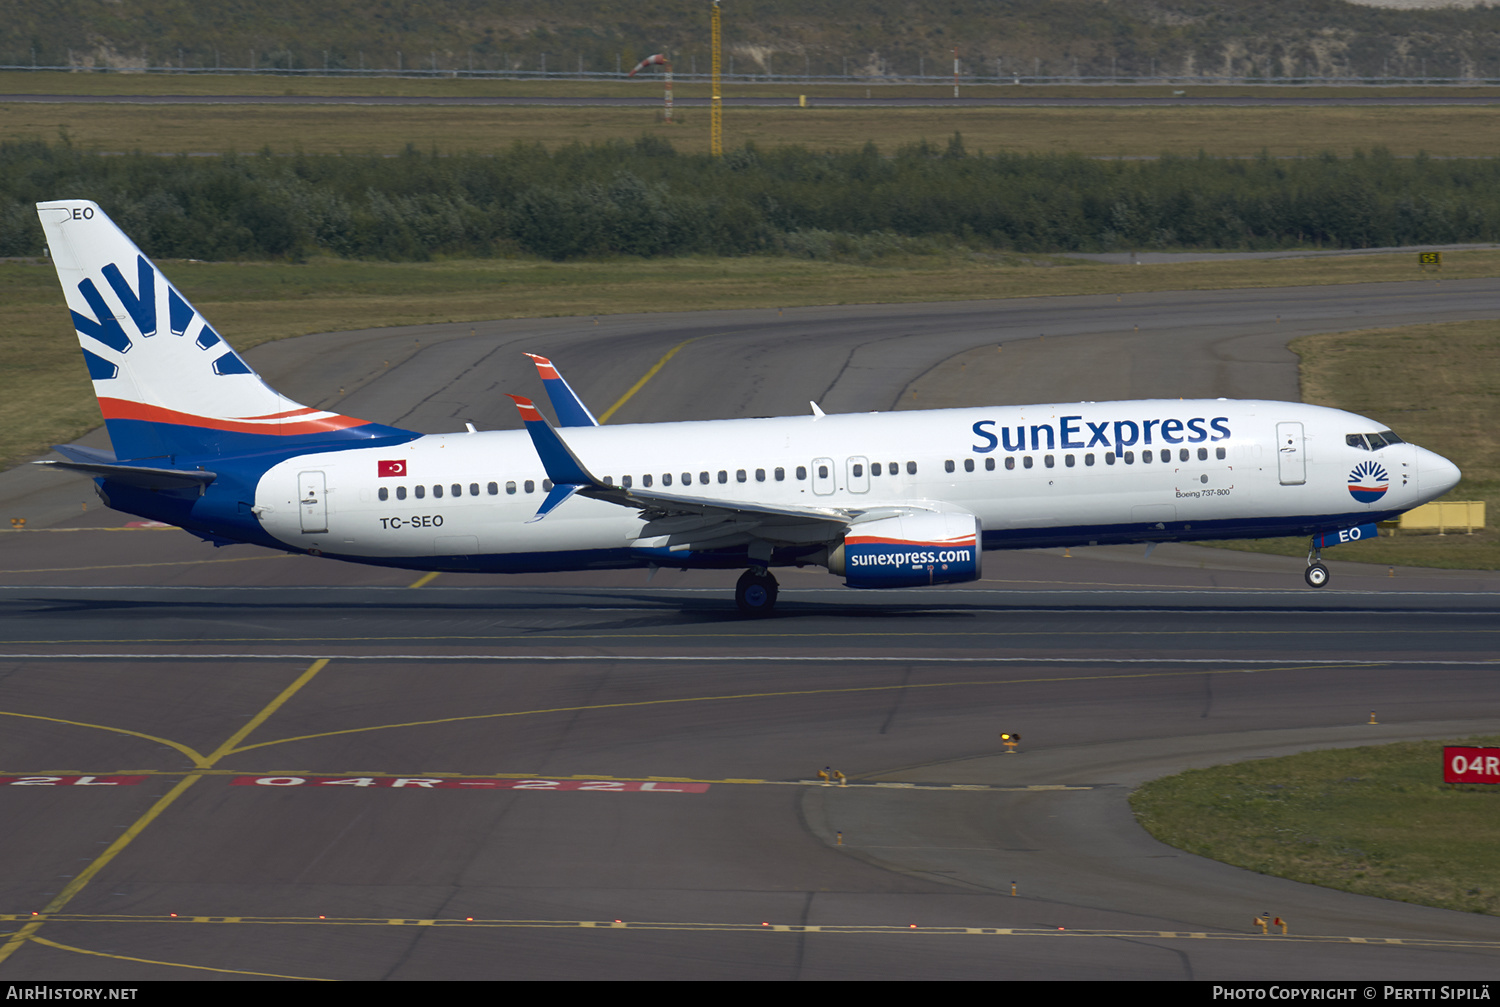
[33,200,1463,613]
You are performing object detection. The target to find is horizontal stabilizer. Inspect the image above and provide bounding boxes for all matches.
[34,457,217,491]
[51,443,118,466]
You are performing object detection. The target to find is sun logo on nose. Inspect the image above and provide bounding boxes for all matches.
[1348,460,1389,503]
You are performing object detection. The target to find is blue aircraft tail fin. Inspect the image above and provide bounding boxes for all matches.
[37,199,413,462]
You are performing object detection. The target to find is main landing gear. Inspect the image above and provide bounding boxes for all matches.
[736,568,780,616]
[1305,541,1330,589]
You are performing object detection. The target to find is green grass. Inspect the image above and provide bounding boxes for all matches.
[1205,320,1500,570]
[1132,738,1500,915]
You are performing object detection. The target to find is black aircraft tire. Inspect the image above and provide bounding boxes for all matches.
[735,570,780,616]
[1305,562,1330,589]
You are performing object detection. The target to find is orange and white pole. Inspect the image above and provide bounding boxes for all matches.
[628,52,673,122]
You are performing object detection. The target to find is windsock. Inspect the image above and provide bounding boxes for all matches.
[628,53,669,77]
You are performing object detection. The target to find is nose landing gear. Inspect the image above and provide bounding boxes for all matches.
[1305,541,1329,589]
[736,568,780,615]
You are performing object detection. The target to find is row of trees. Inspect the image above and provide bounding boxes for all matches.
[3,137,1498,261]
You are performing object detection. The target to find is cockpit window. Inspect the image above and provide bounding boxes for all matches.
[1350,431,1404,450]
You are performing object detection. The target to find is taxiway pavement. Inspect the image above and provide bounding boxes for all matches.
[1,284,1497,980]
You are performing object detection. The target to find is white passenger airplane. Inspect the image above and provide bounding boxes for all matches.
[35,200,1462,614]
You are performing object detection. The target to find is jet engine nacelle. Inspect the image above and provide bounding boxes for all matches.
[826,512,981,589]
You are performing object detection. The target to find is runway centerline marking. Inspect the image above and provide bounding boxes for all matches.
[6,915,1497,952]
[0,658,329,969]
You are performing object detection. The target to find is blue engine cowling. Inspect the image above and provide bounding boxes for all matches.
[827,512,982,589]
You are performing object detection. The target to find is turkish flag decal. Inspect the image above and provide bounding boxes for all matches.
[377,460,406,477]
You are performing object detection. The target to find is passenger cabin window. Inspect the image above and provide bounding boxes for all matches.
[487,482,498,495]
[663,473,673,486]
[506,481,517,494]
[945,460,955,473]
[718,470,728,484]
[452,483,462,497]
[415,485,426,498]
[1197,448,1208,461]
[775,467,785,481]
[1216,448,1226,460]
[985,458,995,471]
[906,461,917,475]
[1045,455,1055,468]
[852,463,864,478]
[1065,454,1075,468]
[643,474,653,488]
[1023,456,1033,469]
[964,458,975,473]
[681,473,691,485]
[1178,449,1189,462]
[397,486,407,500]
[470,483,479,496]
[1124,451,1135,464]
[433,484,443,498]
[700,472,710,485]
[872,463,882,476]
[1084,453,1094,466]
[1160,450,1171,463]
[796,466,807,480]
[1106,451,1115,465]
[378,487,389,501]
[736,469,747,483]
[755,469,765,482]
[525,480,535,493]
[543,479,553,491]
[1005,457,1015,470]
[622,475,633,489]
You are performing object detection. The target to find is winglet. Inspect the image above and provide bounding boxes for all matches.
[506,395,600,517]
[524,353,598,427]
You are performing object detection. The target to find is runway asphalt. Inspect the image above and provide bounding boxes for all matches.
[9,93,1500,108]
[1,282,1498,980]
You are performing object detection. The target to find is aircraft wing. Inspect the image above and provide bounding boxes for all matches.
[506,395,881,542]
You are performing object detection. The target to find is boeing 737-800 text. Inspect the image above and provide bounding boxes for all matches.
[34,200,1463,613]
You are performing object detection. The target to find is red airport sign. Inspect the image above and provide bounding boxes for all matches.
[1443,746,1500,784]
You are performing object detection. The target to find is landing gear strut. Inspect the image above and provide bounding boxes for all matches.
[735,568,779,616]
[1305,541,1329,589]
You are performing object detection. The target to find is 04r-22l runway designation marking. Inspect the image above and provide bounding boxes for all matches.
[231,776,710,791]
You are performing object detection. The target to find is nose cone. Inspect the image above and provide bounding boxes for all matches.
[1418,447,1462,499]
